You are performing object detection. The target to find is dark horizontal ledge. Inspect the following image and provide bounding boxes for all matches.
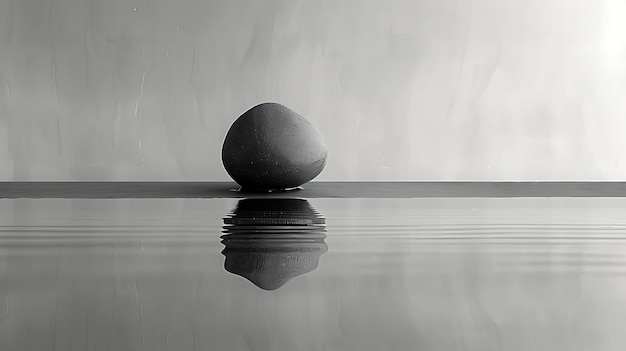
[2,182,626,199]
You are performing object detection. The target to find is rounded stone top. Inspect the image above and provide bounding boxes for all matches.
[221,102,327,191]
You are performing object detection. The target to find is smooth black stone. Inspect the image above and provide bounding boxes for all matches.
[222,102,327,191]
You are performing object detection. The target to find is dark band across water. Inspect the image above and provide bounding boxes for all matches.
[1,182,626,198]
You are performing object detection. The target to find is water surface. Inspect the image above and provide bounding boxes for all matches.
[1,197,626,350]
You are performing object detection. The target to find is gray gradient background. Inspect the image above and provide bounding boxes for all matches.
[1,0,625,180]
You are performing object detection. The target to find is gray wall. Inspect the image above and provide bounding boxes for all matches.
[1,0,624,180]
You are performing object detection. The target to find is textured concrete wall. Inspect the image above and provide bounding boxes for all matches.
[0,0,625,180]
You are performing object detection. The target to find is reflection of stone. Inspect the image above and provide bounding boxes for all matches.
[221,198,327,290]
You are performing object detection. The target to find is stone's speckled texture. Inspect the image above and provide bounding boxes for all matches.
[222,103,327,191]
